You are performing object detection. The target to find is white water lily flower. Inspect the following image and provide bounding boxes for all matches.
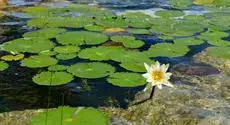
[142,61,174,91]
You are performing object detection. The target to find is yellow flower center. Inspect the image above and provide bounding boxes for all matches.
[151,71,163,81]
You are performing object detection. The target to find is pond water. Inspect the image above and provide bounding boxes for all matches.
[0,0,230,124]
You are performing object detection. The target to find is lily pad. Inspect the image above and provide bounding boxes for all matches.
[78,46,125,61]
[208,39,230,47]
[30,106,109,125]
[107,72,146,87]
[174,38,204,46]
[56,31,108,45]
[104,28,125,33]
[84,25,104,32]
[32,71,73,86]
[127,28,150,35]
[48,65,67,71]
[0,61,9,71]
[123,12,153,28]
[1,37,55,54]
[23,28,66,39]
[54,46,80,54]
[95,16,127,28]
[198,30,229,41]
[146,43,189,57]
[21,55,58,68]
[207,47,230,59]
[1,54,24,61]
[39,50,57,56]
[155,10,185,18]
[111,35,145,49]
[167,0,193,9]
[67,62,115,78]
[56,53,77,60]
[120,59,156,72]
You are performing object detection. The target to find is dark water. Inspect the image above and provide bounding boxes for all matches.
[0,0,215,112]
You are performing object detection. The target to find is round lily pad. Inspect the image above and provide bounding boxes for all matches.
[123,12,153,28]
[208,39,230,47]
[207,47,230,59]
[21,55,58,68]
[56,31,108,45]
[48,65,67,71]
[2,37,55,54]
[39,50,57,56]
[54,46,80,54]
[120,59,155,72]
[84,24,104,32]
[30,106,109,125]
[95,16,128,28]
[146,43,189,57]
[174,38,204,46]
[155,10,185,18]
[1,54,24,61]
[0,61,9,71]
[67,62,115,78]
[111,35,145,49]
[56,53,77,60]
[23,28,66,39]
[78,46,125,61]
[167,0,193,9]
[198,30,229,41]
[32,71,73,86]
[107,72,146,87]
[127,28,150,35]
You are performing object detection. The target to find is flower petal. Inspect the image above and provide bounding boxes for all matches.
[164,81,174,88]
[157,84,163,89]
[144,63,151,73]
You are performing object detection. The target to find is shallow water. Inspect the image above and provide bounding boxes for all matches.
[0,0,230,116]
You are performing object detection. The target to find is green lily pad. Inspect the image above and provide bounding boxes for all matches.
[111,35,145,49]
[198,30,229,41]
[78,46,125,61]
[174,38,204,46]
[0,61,9,71]
[207,47,230,59]
[56,53,77,60]
[39,50,57,56]
[95,16,127,28]
[123,12,153,28]
[67,62,115,78]
[84,24,105,32]
[30,106,109,125]
[56,31,108,45]
[204,12,230,30]
[48,65,67,71]
[21,55,58,68]
[1,37,55,54]
[107,72,146,87]
[208,39,230,47]
[167,0,193,9]
[155,10,185,18]
[146,43,189,57]
[32,71,73,86]
[127,28,150,35]
[120,59,156,72]
[54,46,80,54]
[23,28,66,39]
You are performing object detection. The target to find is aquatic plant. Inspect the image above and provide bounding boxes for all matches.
[21,55,58,68]
[104,28,125,33]
[142,62,173,90]
[1,54,24,61]
[207,47,230,59]
[84,24,104,32]
[119,59,156,72]
[198,30,229,41]
[48,65,67,71]
[30,106,109,125]
[155,10,185,18]
[127,28,150,35]
[193,0,215,5]
[32,71,73,86]
[1,37,55,53]
[56,31,108,45]
[111,35,145,49]
[0,61,8,71]
[23,28,66,39]
[54,46,80,54]
[95,16,127,28]
[174,38,204,46]
[146,43,189,57]
[107,72,146,87]
[167,0,193,9]
[39,50,57,56]
[56,53,77,60]
[67,62,115,78]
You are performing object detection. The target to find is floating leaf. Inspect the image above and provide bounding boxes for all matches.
[78,46,124,61]
[208,39,230,47]
[120,59,155,72]
[193,0,215,5]
[174,38,204,46]
[0,61,9,71]
[48,65,67,71]
[127,28,150,35]
[56,53,77,60]
[84,25,104,32]
[104,28,125,33]
[111,35,145,48]
[155,10,185,18]
[67,62,115,78]
[198,30,229,41]
[32,71,73,86]
[30,106,109,125]
[1,37,55,54]
[123,12,153,28]
[107,72,146,87]
[95,16,127,28]
[21,55,58,68]
[167,0,193,9]
[207,47,230,59]
[23,28,66,39]
[1,54,24,61]
[54,46,80,54]
[56,31,108,45]
[146,43,189,57]
[39,50,57,56]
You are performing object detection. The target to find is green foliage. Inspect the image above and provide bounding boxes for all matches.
[146,43,189,57]
[54,46,80,54]
[167,0,193,9]
[48,65,67,71]
[21,55,58,68]
[107,72,146,87]
[207,47,230,59]
[120,59,155,72]
[84,24,104,32]
[111,35,144,48]
[174,38,204,46]
[0,61,9,71]
[32,71,73,86]
[95,16,128,28]
[39,50,57,56]
[67,62,115,78]
[56,31,108,45]
[56,53,77,60]
[155,10,185,18]
[23,28,66,39]
[30,106,109,125]
[127,28,150,35]
[198,30,229,41]
[1,38,55,54]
